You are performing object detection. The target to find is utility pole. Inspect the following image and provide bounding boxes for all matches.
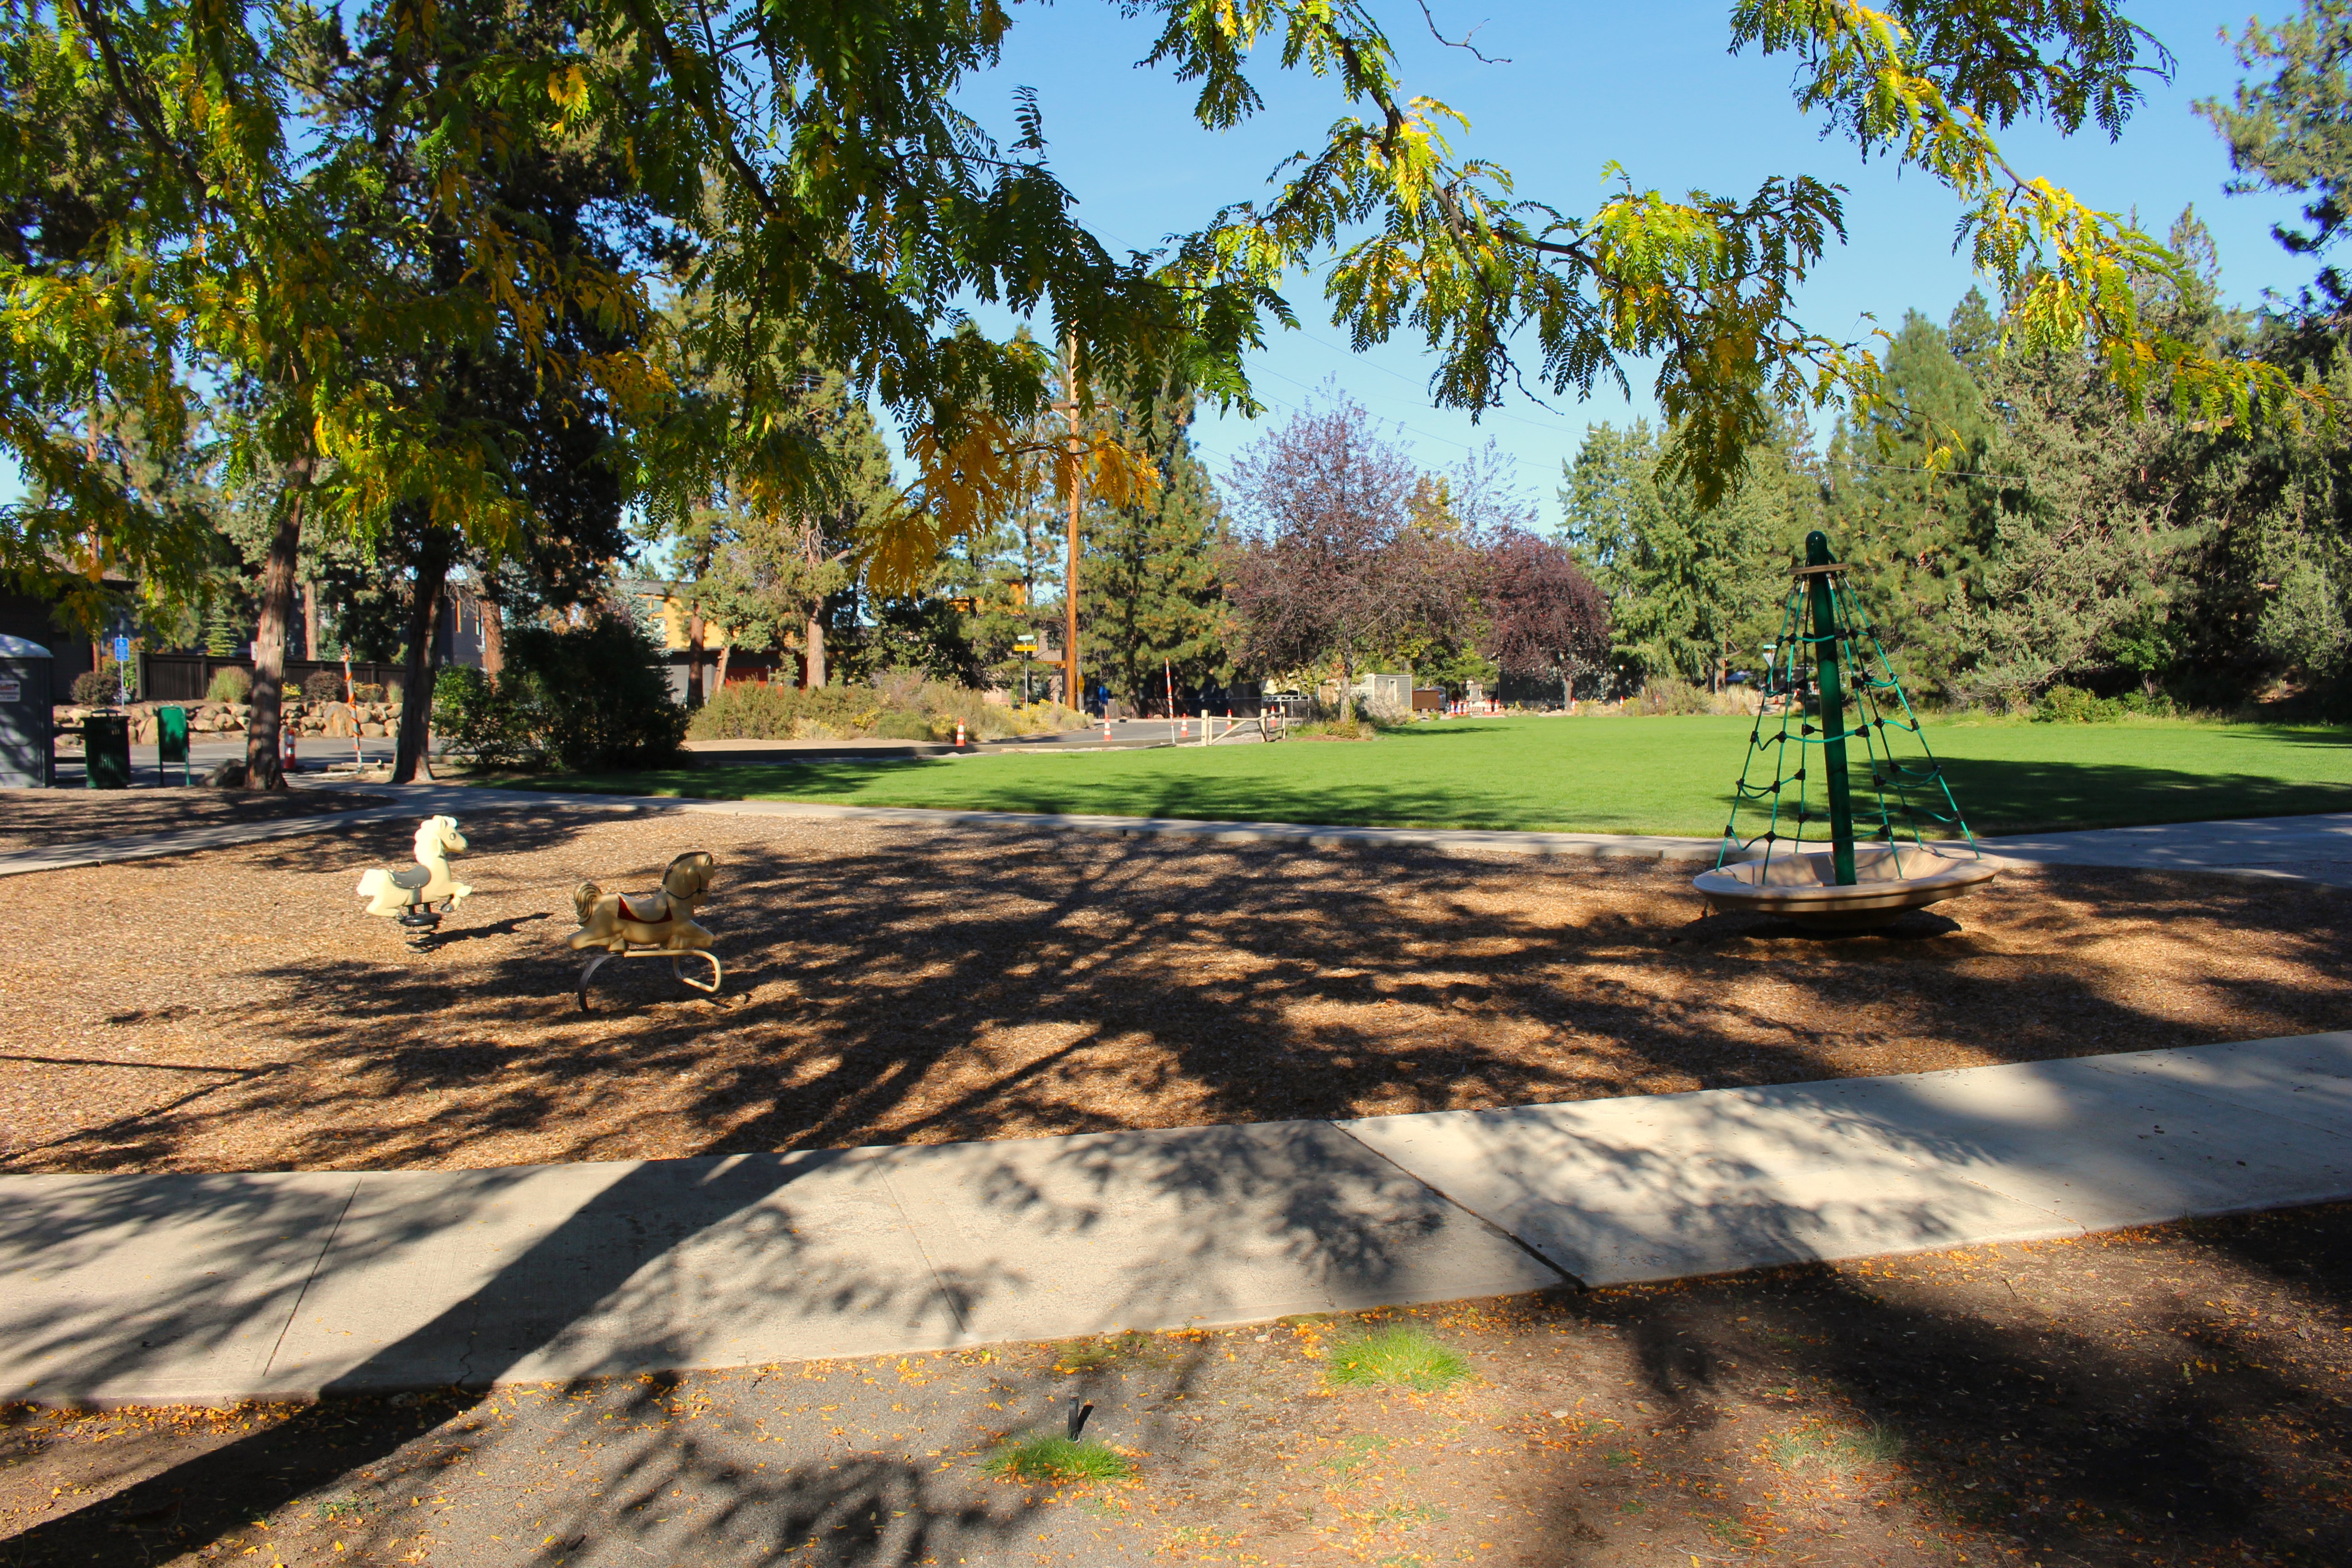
[1056,334,1084,713]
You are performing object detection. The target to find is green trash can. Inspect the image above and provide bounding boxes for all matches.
[157,704,190,785]
[83,712,131,789]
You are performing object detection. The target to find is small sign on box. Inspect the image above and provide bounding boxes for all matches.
[0,679,18,703]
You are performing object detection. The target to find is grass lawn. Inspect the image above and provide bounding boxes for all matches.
[488,714,2352,837]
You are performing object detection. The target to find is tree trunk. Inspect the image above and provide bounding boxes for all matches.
[243,454,313,790]
[714,642,731,693]
[804,612,826,688]
[303,581,319,662]
[686,601,706,707]
[480,597,504,678]
[1337,647,1356,723]
[393,535,452,784]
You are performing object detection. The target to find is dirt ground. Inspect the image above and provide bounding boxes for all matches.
[5,1202,2348,1568]
[0,789,387,853]
[0,807,2347,1176]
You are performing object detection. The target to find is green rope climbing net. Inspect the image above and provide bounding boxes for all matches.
[1719,531,1981,885]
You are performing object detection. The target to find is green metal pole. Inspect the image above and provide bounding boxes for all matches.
[1806,530,1857,885]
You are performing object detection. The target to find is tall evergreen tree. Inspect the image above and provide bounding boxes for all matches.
[1560,419,1815,691]
[1821,298,2005,683]
[1083,384,1229,711]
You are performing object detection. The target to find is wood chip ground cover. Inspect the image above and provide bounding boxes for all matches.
[2,809,2347,1175]
[4,1203,2347,1566]
[0,790,389,853]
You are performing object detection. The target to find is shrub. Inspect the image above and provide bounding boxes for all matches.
[2031,685,2181,723]
[206,666,252,704]
[501,613,689,769]
[301,668,346,703]
[1293,715,1377,740]
[684,670,1083,743]
[431,666,535,770]
[70,663,129,705]
[690,681,881,741]
[349,681,386,704]
[1323,1326,1472,1391]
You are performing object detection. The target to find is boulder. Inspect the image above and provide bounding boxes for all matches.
[361,721,387,738]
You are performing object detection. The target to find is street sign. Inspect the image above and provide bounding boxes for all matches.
[113,635,129,663]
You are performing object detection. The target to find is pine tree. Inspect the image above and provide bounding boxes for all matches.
[1081,384,1229,711]
[1821,299,2005,688]
[1559,419,1815,692]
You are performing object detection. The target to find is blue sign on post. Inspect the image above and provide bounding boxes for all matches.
[113,635,129,663]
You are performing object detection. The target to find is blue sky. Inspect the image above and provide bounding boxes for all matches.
[959,0,2322,526]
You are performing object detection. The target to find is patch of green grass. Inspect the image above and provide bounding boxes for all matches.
[1318,1433,1401,1475]
[1766,1422,1905,1470]
[1357,1499,1445,1530]
[983,1433,1136,1482]
[1050,1331,1161,1372]
[487,713,2352,838]
[1323,1326,1472,1391]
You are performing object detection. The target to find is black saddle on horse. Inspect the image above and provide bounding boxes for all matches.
[389,864,434,894]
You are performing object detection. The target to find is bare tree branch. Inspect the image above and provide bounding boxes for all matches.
[1414,0,1509,65]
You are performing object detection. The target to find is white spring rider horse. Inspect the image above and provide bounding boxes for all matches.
[356,816,473,936]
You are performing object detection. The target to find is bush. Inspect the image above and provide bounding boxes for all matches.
[1630,678,1713,715]
[70,663,129,705]
[684,669,1084,744]
[2032,685,2182,723]
[1293,715,1377,740]
[2033,685,2109,723]
[206,666,252,704]
[301,668,346,703]
[431,665,535,770]
[349,681,386,704]
[501,613,689,770]
[690,681,882,741]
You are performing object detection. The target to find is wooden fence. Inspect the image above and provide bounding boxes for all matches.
[139,654,410,704]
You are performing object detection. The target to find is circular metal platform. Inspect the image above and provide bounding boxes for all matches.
[1693,842,2000,927]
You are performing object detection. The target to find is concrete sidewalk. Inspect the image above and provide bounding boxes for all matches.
[7,1032,2350,1406]
[1978,811,2352,887]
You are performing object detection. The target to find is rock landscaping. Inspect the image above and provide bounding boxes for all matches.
[49,698,404,745]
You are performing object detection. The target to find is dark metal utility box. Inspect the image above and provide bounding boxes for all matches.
[0,635,54,788]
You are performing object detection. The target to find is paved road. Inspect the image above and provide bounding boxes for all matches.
[50,735,403,788]
[5,1032,2348,1405]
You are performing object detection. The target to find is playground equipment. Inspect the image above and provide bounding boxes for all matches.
[356,815,474,942]
[570,851,721,1009]
[1693,531,1998,927]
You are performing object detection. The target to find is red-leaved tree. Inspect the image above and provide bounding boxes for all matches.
[1223,395,1474,718]
[1482,529,1612,697]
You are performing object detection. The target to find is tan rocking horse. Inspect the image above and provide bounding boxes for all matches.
[568,851,720,1009]
[355,816,472,942]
